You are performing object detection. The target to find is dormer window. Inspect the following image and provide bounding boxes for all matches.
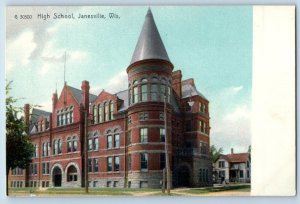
[57,106,74,127]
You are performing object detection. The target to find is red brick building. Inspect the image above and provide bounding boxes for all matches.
[9,9,212,189]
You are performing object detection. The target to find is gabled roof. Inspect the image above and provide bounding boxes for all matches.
[220,153,250,163]
[67,85,97,104]
[130,8,170,65]
[182,83,207,100]
[115,89,128,112]
[29,108,51,134]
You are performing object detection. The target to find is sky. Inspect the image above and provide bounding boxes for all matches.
[5,6,252,154]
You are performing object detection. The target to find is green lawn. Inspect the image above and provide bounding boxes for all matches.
[8,185,251,196]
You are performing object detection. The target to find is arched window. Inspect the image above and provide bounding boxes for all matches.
[107,130,112,149]
[141,79,148,102]
[43,143,47,156]
[150,84,158,101]
[47,142,50,156]
[110,101,114,120]
[53,140,57,155]
[133,86,138,103]
[98,104,102,123]
[58,139,62,154]
[104,102,109,121]
[93,132,99,150]
[93,105,97,124]
[67,165,78,182]
[73,136,78,152]
[67,137,72,153]
[114,129,120,148]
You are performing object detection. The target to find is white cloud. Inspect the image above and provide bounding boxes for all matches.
[89,71,127,95]
[231,85,243,94]
[69,51,88,61]
[211,104,251,154]
[6,31,36,73]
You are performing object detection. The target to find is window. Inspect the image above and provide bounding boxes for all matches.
[98,104,102,123]
[53,140,57,155]
[43,143,47,156]
[219,161,225,168]
[128,154,132,171]
[94,137,99,150]
[247,161,250,168]
[140,128,148,143]
[67,137,72,152]
[159,112,164,120]
[160,153,165,170]
[247,170,250,178]
[200,142,207,154]
[42,162,50,175]
[141,84,147,101]
[93,181,98,188]
[94,158,99,172]
[67,165,78,182]
[114,156,120,171]
[167,86,171,103]
[129,88,132,105]
[114,133,120,148]
[66,112,70,124]
[107,181,112,187]
[140,153,148,170]
[70,111,73,123]
[88,158,92,173]
[240,170,244,178]
[73,136,78,152]
[133,86,138,103]
[107,135,112,149]
[110,101,114,120]
[32,144,38,158]
[58,139,62,154]
[113,181,119,187]
[93,105,97,123]
[88,138,93,151]
[160,128,165,142]
[128,116,132,124]
[160,84,166,101]
[150,84,158,101]
[104,102,109,121]
[203,123,207,134]
[47,142,50,156]
[107,157,112,172]
[30,164,37,175]
[139,112,149,121]
[199,121,203,132]
[128,130,132,145]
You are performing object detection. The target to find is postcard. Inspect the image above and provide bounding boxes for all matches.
[5,5,295,197]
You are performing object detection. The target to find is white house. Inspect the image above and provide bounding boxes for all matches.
[214,148,251,184]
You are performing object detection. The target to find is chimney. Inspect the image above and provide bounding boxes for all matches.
[231,148,234,154]
[24,104,30,134]
[52,92,58,112]
[172,70,182,98]
[81,80,90,113]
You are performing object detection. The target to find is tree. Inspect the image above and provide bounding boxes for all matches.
[210,145,224,163]
[6,81,34,194]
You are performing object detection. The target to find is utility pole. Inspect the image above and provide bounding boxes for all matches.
[164,95,171,195]
[84,110,89,193]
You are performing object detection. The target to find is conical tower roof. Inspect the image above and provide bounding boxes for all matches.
[130,8,170,65]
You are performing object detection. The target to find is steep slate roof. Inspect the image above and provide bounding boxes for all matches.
[29,108,51,133]
[130,8,170,65]
[182,83,207,100]
[220,153,250,163]
[68,85,97,104]
[115,89,128,112]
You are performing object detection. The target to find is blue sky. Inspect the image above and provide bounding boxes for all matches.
[6,6,252,154]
